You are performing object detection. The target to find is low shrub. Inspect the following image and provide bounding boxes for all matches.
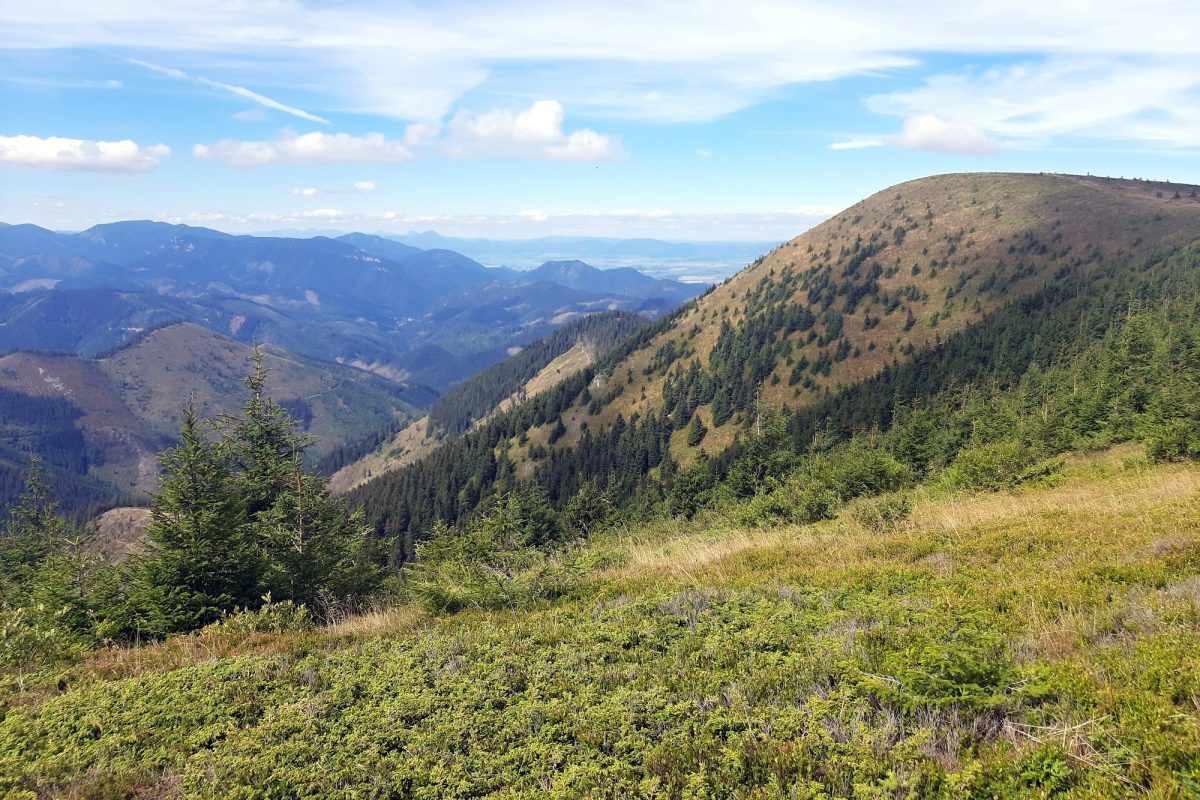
[940,440,1036,491]
[209,596,314,636]
[850,492,914,532]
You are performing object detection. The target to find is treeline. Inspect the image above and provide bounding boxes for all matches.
[426,311,649,437]
[316,416,410,476]
[0,351,383,669]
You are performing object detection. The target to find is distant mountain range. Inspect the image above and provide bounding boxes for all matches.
[0,221,709,388]
[250,228,778,280]
[0,219,713,511]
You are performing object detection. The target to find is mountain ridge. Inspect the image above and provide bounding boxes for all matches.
[346,172,1200,547]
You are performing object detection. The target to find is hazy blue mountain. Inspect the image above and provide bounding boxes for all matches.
[387,230,776,278]
[0,221,710,391]
[518,260,704,304]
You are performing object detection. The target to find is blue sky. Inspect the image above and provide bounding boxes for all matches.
[2,1,1199,240]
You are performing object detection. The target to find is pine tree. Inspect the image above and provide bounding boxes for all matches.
[686,413,708,447]
[134,402,255,634]
[219,348,381,611]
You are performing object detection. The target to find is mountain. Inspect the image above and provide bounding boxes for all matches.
[388,231,777,279]
[0,223,703,390]
[0,322,431,515]
[324,311,650,492]
[517,260,699,305]
[347,172,1200,549]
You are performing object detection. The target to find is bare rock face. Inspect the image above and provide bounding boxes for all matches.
[84,506,152,563]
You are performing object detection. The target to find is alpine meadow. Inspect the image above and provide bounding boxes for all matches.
[3,3,1200,798]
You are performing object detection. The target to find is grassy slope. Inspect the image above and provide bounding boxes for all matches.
[4,448,1199,797]
[512,174,1200,469]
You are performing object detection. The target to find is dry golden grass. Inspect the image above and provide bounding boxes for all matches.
[607,458,1200,590]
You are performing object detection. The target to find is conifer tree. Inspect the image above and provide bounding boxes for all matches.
[135,402,254,634]
[0,457,67,605]
[218,348,380,610]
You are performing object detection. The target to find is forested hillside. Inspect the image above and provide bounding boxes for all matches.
[0,323,431,516]
[350,173,1200,553]
[325,312,650,492]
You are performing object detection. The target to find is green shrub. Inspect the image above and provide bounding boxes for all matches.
[0,605,84,672]
[850,492,913,532]
[740,441,911,526]
[210,596,313,636]
[1145,419,1200,462]
[941,440,1036,491]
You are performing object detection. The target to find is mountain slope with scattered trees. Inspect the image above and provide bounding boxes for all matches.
[348,173,1200,551]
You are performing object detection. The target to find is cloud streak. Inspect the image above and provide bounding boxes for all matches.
[128,58,330,124]
[0,134,169,172]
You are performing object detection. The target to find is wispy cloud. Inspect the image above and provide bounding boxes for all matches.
[0,133,169,172]
[128,58,330,124]
[195,130,410,167]
[866,57,1200,149]
[5,1,1192,129]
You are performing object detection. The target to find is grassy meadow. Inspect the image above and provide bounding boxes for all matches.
[3,446,1199,798]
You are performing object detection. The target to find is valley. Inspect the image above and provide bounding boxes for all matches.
[0,224,708,513]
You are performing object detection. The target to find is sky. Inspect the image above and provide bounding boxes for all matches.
[2,1,1199,241]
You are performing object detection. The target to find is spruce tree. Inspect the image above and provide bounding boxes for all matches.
[219,348,380,611]
[135,402,254,634]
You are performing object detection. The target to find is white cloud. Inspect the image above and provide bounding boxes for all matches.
[891,114,1001,154]
[291,187,319,197]
[195,130,411,167]
[518,209,549,222]
[404,122,441,146]
[0,134,169,172]
[128,58,330,124]
[6,1,1200,128]
[351,180,376,193]
[448,100,623,161]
